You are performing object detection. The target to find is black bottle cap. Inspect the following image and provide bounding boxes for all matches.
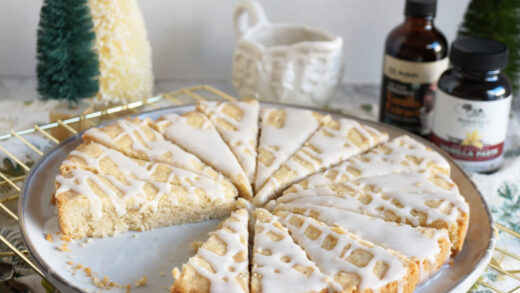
[450,37,509,72]
[405,0,437,17]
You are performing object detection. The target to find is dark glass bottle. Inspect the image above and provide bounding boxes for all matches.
[431,37,512,173]
[379,0,448,136]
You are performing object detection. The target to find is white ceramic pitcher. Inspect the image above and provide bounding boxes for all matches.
[232,0,344,107]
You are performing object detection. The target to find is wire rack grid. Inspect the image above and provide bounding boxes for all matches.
[0,84,517,292]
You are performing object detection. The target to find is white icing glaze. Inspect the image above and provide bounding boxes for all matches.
[198,100,259,182]
[190,209,249,293]
[275,203,450,282]
[84,118,217,178]
[279,212,409,291]
[61,142,237,200]
[252,209,331,292]
[254,117,388,205]
[56,168,193,220]
[255,107,323,191]
[156,113,253,198]
[277,173,469,229]
[292,135,450,190]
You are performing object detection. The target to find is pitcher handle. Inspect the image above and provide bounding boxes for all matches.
[233,0,269,38]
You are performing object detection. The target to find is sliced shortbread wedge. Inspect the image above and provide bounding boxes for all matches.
[255,107,327,191]
[251,209,331,293]
[154,112,253,200]
[277,211,419,293]
[287,135,450,192]
[274,204,451,282]
[60,142,237,195]
[197,100,260,182]
[55,168,236,238]
[83,117,220,179]
[254,117,388,205]
[171,209,249,293]
[275,173,469,254]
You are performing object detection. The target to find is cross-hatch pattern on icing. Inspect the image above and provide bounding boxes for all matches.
[277,172,469,232]
[198,101,260,183]
[56,168,197,220]
[155,113,253,199]
[255,107,325,191]
[290,135,450,191]
[83,118,218,179]
[254,117,388,205]
[252,209,331,292]
[61,142,236,200]
[274,203,450,282]
[190,210,249,293]
[279,212,410,291]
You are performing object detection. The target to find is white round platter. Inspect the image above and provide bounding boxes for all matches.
[19,103,495,293]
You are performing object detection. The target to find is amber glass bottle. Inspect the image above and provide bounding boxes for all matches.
[379,0,448,136]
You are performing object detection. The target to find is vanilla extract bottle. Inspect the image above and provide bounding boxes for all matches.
[430,37,512,173]
[379,0,448,136]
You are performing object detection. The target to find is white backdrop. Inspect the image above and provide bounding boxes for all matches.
[0,0,470,84]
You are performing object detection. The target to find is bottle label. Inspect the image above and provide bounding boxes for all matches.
[380,55,448,135]
[431,90,512,172]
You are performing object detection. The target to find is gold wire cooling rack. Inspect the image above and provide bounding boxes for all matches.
[0,84,518,292]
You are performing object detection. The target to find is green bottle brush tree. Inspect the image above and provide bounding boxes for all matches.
[36,0,99,106]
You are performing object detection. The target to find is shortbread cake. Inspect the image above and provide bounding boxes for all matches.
[197,100,260,182]
[171,209,249,293]
[83,117,221,179]
[251,209,331,293]
[55,167,236,238]
[287,135,450,192]
[273,204,451,282]
[275,173,469,254]
[153,112,253,200]
[255,108,327,191]
[277,211,419,292]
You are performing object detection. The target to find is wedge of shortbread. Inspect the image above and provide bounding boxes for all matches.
[275,173,469,254]
[287,135,450,192]
[154,112,253,200]
[254,117,388,205]
[255,107,327,191]
[55,168,236,238]
[60,142,236,195]
[274,204,451,282]
[277,211,419,293]
[197,100,260,183]
[171,209,249,293]
[83,117,221,180]
[251,209,331,293]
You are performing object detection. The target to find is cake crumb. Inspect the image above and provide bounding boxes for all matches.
[58,243,70,252]
[67,261,74,265]
[84,267,93,277]
[45,233,53,242]
[134,276,148,287]
[61,235,72,242]
[191,241,203,251]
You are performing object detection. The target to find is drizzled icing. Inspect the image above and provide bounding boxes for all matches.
[56,168,194,220]
[290,135,450,191]
[278,212,410,291]
[198,100,259,182]
[255,107,324,191]
[252,209,331,292]
[254,117,388,205]
[83,118,218,179]
[276,172,469,232]
[155,112,253,199]
[61,142,237,200]
[275,203,450,282]
[184,209,249,293]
